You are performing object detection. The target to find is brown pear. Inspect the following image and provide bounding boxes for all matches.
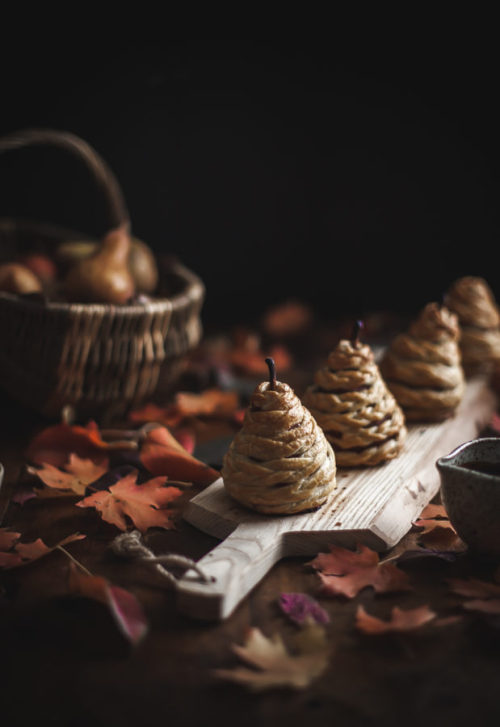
[0,263,43,295]
[64,225,135,304]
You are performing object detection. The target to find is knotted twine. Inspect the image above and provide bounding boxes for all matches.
[111,530,213,587]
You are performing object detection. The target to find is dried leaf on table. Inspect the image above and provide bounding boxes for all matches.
[0,530,85,569]
[68,563,147,644]
[230,343,291,378]
[129,389,239,429]
[25,421,132,468]
[309,543,411,598]
[448,577,500,615]
[262,300,313,338]
[140,426,219,486]
[27,454,110,496]
[76,471,182,532]
[279,592,330,626]
[214,626,329,691]
[355,605,437,634]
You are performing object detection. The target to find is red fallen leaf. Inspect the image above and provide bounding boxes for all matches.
[0,531,85,569]
[140,426,219,486]
[415,504,449,521]
[168,428,195,455]
[279,593,330,626]
[26,421,116,467]
[355,605,437,634]
[262,300,313,338]
[309,544,411,598]
[76,471,182,532]
[27,454,109,496]
[413,503,457,547]
[68,563,147,644]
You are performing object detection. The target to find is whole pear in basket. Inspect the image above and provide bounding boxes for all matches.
[64,225,135,304]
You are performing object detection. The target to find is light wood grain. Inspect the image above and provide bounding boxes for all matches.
[176,377,496,620]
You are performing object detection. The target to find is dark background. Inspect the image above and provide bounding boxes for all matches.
[1,37,499,328]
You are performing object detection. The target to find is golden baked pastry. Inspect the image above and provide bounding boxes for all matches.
[380,302,465,422]
[221,359,336,515]
[444,276,500,375]
[303,323,406,467]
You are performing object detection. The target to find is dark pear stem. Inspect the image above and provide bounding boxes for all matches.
[265,357,277,390]
[351,320,364,346]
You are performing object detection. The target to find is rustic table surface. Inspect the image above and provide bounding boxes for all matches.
[2,366,500,727]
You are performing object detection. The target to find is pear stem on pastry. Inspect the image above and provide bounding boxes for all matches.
[265,356,277,390]
[351,319,364,346]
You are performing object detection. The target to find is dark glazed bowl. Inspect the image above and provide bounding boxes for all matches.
[437,437,500,554]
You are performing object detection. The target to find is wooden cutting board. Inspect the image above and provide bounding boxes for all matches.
[176,377,496,620]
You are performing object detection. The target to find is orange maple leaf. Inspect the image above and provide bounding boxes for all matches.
[309,543,411,598]
[0,530,85,569]
[68,563,148,644]
[27,454,109,496]
[76,471,182,532]
[355,605,437,634]
[413,503,461,549]
[140,426,219,486]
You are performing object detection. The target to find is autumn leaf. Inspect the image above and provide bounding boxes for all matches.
[140,426,219,486]
[129,389,239,429]
[27,454,109,496]
[68,563,148,644]
[309,544,411,598]
[76,471,182,532]
[25,421,131,468]
[0,530,85,569]
[262,300,313,338]
[214,626,329,691]
[355,605,437,634]
[279,593,330,626]
[412,503,462,550]
[230,343,292,378]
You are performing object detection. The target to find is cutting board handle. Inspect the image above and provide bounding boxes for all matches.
[176,523,283,620]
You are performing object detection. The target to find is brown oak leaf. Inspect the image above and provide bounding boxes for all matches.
[0,530,85,569]
[68,563,148,644]
[76,471,181,532]
[355,605,437,634]
[309,543,411,598]
[140,426,219,486]
[214,626,329,691]
[27,454,109,496]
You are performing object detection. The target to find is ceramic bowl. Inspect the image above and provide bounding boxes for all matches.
[437,437,500,554]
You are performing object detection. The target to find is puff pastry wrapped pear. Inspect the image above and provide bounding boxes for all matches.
[222,360,336,515]
[444,276,500,375]
[380,302,465,422]
[303,326,406,467]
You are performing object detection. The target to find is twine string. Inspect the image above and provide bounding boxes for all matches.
[111,530,212,587]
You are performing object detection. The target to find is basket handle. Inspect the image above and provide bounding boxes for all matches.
[0,128,130,233]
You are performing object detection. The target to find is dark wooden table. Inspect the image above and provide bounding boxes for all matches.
[2,384,500,727]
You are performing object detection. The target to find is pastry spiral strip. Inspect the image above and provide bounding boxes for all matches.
[304,340,406,467]
[380,303,465,422]
[222,381,336,515]
[444,276,500,373]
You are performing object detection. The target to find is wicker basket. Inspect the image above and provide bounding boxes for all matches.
[0,129,205,419]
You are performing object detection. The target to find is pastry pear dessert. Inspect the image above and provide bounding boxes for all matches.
[222,358,336,515]
[303,322,406,467]
[444,276,500,375]
[380,302,465,422]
